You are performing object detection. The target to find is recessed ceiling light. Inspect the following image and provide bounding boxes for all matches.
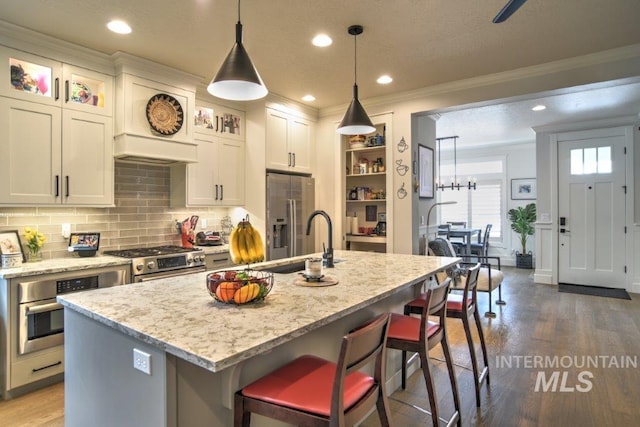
[312,34,332,47]
[532,105,546,111]
[107,20,132,35]
[302,95,316,102]
[377,75,393,84]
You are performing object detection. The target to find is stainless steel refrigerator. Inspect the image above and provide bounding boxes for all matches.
[266,173,315,261]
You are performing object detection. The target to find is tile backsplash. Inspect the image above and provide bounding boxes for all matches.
[0,162,231,260]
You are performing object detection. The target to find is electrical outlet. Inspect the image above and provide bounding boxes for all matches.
[61,223,71,238]
[133,348,151,375]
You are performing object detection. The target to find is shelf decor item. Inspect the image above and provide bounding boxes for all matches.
[0,229,26,264]
[146,93,184,135]
[23,227,46,262]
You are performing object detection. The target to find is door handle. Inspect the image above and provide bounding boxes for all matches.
[64,80,69,102]
[288,152,292,167]
[220,185,223,201]
[292,153,296,167]
[55,175,59,197]
[560,229,570,233]
[65,176,70,197]
[54,78,60,100]
[215,184,219,200]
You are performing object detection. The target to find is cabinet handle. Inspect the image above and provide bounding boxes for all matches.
[54,78,59,100]
[55,175,59,197]
[65,176,70,197]
[288,152,292,167]
[215,184,219,200]
[220,117,225,133]
[64,80,69,102]
[220,185,224,200]
[292,153,296,167]
[32,361,62,373]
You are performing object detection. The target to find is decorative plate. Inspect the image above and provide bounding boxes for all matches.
[146,93,184,135]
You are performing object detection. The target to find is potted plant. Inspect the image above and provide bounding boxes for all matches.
[508,203,536,269]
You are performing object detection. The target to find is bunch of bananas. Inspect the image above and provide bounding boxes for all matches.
[229,218,265,265]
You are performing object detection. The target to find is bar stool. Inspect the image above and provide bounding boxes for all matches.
[405,264,490,408]
[387,278,461,427]
[233,312,393,427]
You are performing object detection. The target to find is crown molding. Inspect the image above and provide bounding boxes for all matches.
[0,20,114,74]
[320,43,640,119]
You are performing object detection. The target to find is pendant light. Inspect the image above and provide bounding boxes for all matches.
[337,25,375,135]
[207,0,268,101]
[436,136,477,191]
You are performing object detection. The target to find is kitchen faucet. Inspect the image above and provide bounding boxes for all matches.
[306,210,334,268]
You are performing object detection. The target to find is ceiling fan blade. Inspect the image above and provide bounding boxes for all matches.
[493,0,528,23]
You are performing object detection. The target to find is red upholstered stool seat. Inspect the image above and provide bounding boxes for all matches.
[241,355,374,416]
[388,313,439,342]
[446,293,473,312]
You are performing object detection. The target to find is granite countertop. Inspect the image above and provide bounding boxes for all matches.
[0,254,131,279]
[58,250,458,373]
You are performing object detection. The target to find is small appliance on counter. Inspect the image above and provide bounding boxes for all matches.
[196,231,224,246]
[373,212,387,236]
[68,232,100,257]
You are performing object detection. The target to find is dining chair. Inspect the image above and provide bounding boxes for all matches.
[405,264,489,407]
[387,278,461,427]
[437,223,451,238]
[233,312,393,427]
[427,238,505,318]
[469,224,492,258]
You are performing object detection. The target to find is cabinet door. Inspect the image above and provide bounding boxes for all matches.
[0,46,62,107]
[265,109,290,171]
[217,138,245,206]
[62,110,114,205]
[62,64,113,117]
[0,97,62,204]
[289,118,311,173]
[186,133,218,205]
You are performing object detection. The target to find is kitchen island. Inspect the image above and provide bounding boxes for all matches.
[58,250,458,426]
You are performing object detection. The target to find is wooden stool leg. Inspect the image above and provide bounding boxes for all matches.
[462,312,482,407]
[234,393,250,427]
[474,308,491,386]
[419,349,440,427]
[441,333,462,427]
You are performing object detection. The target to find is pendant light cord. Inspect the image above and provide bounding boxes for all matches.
[238,0,241,22]
[353,34,358,84]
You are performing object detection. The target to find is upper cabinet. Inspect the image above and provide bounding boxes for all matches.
[171,101,245,207]
[265,107,312,174]
[0,46,113,116]
[0,47,114,206]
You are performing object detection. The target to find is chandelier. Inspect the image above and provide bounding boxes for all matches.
[435,136,477,191]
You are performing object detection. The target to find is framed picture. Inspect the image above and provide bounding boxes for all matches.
[0,230,26,261]
[418,144,434,199]
[511,178,537,200]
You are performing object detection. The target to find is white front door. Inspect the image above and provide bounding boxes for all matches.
[557,127,628,288]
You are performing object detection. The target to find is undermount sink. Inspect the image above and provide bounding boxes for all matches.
[253,258,344,274]
[254,261,306,274]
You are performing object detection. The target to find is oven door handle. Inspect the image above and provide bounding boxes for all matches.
[25,302,64,314]
[136,266,207,282]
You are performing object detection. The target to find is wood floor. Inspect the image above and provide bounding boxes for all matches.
[2,267,639,426]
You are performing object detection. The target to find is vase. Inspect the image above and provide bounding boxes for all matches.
[27,249,43,262]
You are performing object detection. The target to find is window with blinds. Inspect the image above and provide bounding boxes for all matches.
[438,157,505,243]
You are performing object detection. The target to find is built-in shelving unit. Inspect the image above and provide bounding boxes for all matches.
[342,114,393,253]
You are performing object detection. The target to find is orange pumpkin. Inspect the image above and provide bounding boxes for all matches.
[234,283,260,304]
[215,281,239,302]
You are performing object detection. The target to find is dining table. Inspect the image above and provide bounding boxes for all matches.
[448,227,481,254]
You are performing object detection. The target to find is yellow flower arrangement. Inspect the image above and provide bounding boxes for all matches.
[23,227,46,258]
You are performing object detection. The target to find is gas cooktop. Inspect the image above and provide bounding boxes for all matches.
[103,246,201,258]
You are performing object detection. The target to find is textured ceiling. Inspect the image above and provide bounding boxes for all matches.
[0,0,639,109]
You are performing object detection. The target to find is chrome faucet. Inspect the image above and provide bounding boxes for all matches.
[306,210,334,268]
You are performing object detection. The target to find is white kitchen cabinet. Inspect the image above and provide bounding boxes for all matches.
[171,134,245,207]
[194,103,245,141]
[265,108,312,173]
[0,46,113,116]
[0,97,113,205]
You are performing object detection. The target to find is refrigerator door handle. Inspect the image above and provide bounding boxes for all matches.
[290,199,297,256]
